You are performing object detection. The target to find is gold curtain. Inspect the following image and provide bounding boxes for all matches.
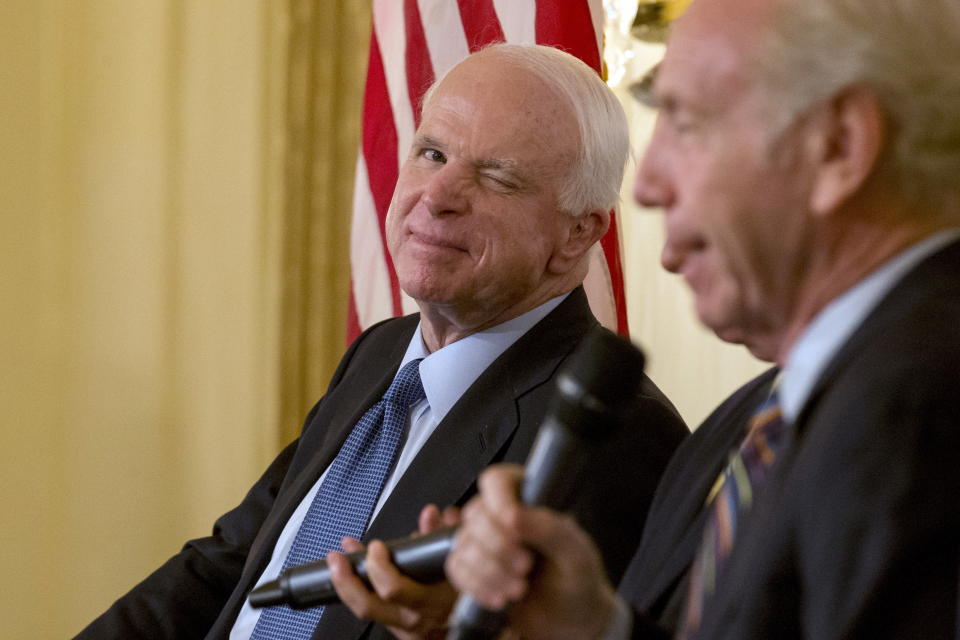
[0,1,374,636]
[278,0,373,444]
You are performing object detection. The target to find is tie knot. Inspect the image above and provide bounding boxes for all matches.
[383,358,426,408]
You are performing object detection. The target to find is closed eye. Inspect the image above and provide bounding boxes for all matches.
[481,172,518,191]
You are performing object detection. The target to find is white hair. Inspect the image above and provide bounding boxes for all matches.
[422,43,630,217]
[755,0,960,213]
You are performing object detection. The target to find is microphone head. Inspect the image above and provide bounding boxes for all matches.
[552,327,646,439]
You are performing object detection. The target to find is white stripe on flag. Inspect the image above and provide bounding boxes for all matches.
[493,0,537,44]
[350,154,396,328]
[583,244,618,331]
[373,0,417,175]
[418,0,471,78]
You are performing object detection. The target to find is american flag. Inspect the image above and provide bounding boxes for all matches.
[348,0,629,341]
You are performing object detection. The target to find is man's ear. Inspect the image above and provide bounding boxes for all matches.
[807,85,886,216]
[548,208,611,274]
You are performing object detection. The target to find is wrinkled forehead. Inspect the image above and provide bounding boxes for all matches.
[431,51,567,118]
[421,53,579,163]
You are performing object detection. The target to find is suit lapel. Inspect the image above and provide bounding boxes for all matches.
[624,369,778,618]
[315,288,597,639]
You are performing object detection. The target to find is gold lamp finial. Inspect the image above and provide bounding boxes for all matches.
[631,0,694,43]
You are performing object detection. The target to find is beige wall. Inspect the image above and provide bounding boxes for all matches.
[1,1,284,636]
[1,4,764,638]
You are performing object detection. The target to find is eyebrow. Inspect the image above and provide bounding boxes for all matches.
[414,133,445,149]
[476,158,520,172]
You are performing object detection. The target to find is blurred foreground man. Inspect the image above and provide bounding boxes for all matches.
[447,0,960,637]
[76,44,686,640]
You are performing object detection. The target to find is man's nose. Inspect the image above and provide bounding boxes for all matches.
[422,165,468,216]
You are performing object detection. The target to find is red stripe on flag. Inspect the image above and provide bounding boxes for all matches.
[361,31,403,316]
[602,210,630,335]
[534,0,602,73]
[457,0,506,51]
[404,0,435,127]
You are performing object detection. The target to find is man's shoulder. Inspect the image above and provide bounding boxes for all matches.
[799,239,960,428]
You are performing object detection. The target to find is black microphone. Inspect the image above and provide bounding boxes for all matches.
[447,327,646,640]
[248,525,456,609]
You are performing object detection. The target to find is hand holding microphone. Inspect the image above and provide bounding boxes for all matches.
[445,466,623,640]
[328,505,463,639]
[444,328,645,639]
[250,503,462,639]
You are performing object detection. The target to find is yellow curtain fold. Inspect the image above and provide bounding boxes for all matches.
[277,0,372,444]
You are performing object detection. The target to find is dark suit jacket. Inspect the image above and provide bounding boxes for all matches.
[617,368,779,639]
[624,240,960,638]
[76,287,687,640]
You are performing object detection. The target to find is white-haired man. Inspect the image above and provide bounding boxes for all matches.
[75,44,687,640]
[447,0,960,637]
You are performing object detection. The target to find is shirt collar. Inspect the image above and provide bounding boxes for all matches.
[781,228,960,423]
[397,292,570,423]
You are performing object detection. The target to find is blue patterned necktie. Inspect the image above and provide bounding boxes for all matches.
[251,358,425,640]
[679,386,788,639]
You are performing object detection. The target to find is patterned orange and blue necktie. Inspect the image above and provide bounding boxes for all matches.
[679,385,788,638]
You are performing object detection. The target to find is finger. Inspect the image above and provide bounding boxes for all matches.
[366,541,452,633]
[514,507,599,572]
[365,548,459,639]
[440,505,462,527]
[366,541,428,607]
[418,503,442,534]
[507,507,620,638]
[460,498,533,576]
[342,536,365,554]
[475,465,524,521]
[328,550,411,627]
[446,502,533,609]
[443,466,532,608]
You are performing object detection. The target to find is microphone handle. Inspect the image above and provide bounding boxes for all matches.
[251,526,456,609]
[446,597,509,640]
[447,420,583,639]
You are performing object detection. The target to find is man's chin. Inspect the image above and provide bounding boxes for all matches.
[403,286,463,311]
[711,323,747,347]
[706,317,779,363]
[694,299,736,341]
